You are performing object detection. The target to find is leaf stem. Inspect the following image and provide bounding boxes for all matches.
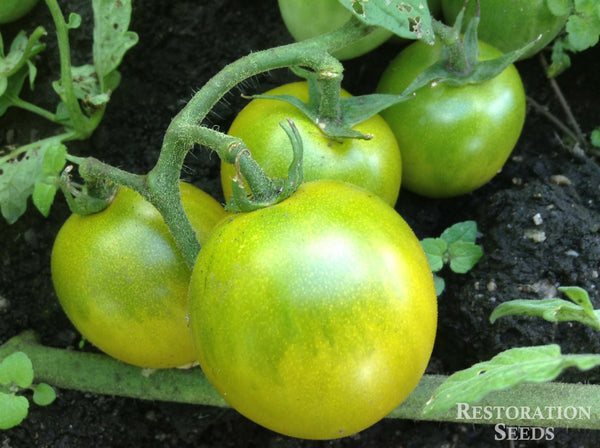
[44,0,90,138]
[4,94,60,123]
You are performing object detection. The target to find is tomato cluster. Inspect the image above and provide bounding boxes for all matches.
[50,0,558,440]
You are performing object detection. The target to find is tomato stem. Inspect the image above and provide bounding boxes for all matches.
[3,331,600,430]
[142,17,374,266]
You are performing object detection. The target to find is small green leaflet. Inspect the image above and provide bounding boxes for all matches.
[420,221,483,295]
[0,352,56,429]
[0,139,67,224]
[548,0,600,76]
[337,0,435,43]
[0,352,34,389]
[423,345,600,417]
[0,394,29,430]
[92,0,139,92]
[490,286,600,330]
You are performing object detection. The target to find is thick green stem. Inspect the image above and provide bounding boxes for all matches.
[432,19,470,75]
[2,332,600,430]
[44,0,91,138]
[144,18,374,266]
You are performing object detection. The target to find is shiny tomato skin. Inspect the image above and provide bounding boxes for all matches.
[188,180,438,439]
[51,183,226,368]
[0,0,39,24]
[376,40,526,198]
[277,0,392,60]
[441,0,569,60]
[222,81,402,206]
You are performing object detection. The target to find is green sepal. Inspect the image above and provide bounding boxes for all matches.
[253,67,412,140]
[226,119,304,213]
[402,7,539,95]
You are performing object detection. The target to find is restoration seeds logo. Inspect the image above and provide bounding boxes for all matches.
[456,403,593,441]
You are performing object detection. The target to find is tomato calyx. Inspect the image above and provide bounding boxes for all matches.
[402,3,540,95]
[226,118,304,213]
[252,67,412,140]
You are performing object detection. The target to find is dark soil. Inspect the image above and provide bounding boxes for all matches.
[1,0,599,446]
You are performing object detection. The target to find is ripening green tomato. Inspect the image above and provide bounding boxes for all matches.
[376,40,526,198]
[188,180,438,439]
[277,0,392,60]
[51,183,227,368]
[441,0,569,60]
[0,0,39,24]
[222,82,402,206]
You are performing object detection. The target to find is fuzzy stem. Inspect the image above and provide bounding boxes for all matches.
[2,331,600,429]
[144,18,373,267]
[44,0,91,138]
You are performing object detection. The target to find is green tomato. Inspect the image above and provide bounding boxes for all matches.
[441,0,570,60]
[277,0,392,60]
[51,183,227,369]
[221,82,402,206]
[188,180,438,439]
[0,0,39,24]
[376,40,526,198]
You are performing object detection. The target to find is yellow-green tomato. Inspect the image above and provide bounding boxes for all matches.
[377,40,526,198]
[222,82,402,206]
[51,183,226,368]
[277,0,392,60]
[0,0,39,24]
[188,180,438,439]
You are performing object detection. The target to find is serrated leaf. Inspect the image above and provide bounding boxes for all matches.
[0,352,34,388]
[337,0,435,43]
[0,393,29,430]
[31,383,56,406]
[420,238,447,272]
[0,139,66,223]
[490,287,600,330]
[423,345,600,417]
[92,0,139,92]
[565,13,600,51]
[41,143,67,174]
[448,241,483,274]
[440,220,477,244]
[548,38,572,77]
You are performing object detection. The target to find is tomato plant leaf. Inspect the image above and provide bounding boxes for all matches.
[0,352,34,389]
[490,286,600,330]
[0,393,29,430]
[448,241,483,274]
[31,383,57,407]
[0,66,29,117]
[423,345,600,417]
[0,27,46,84]
[0,138,66,223]
[336,0,435,43]
[440,220,477,244]
[92,0,139,92]
[420,238,447,272]
[433,274,445,296]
